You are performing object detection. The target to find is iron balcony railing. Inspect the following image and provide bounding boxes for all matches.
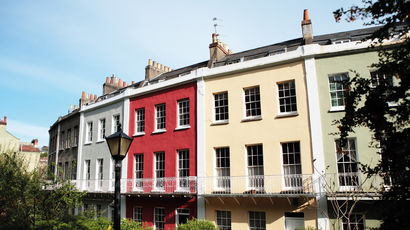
[46,174,317,196]
[197,174,315,196]
[322,173,386,194]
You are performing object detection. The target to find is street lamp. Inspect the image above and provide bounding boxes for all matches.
[105,124,133,230]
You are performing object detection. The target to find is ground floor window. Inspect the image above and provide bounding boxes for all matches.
[154,207,165,230]
[216,210,231,230]
[249,211,266,230]
[342,213,364,230]
[176,208,190,226]
[284,212,304,230]
[133,207,142,223]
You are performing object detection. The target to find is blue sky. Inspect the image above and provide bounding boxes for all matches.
[0,0,365,147]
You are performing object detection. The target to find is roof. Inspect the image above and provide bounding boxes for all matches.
[146,26,382,84]
[20,144,40,153]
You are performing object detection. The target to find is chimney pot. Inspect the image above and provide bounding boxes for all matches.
[4,116,6,123]
[148,59,153,66]
[132,81,135,84]
[82,91,85,99]
[110,76,114,84]
[118,78,122,87]
[86,93,89,99]
[106,77,109,84]
[123,82,126,87]
[94,94,97,100]
[153,61,157,68]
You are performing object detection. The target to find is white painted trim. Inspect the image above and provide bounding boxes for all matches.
[80,41,378,115]
[120,195,126,219]
[304,56,329,230]
[77,112,84,189]
[55,123,60,176]
[122,98,130,180]
[196,78,206,219]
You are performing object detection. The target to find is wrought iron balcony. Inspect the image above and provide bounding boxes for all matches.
[323,173,385,196]
[198,174,315,197]
[45,174,316,197]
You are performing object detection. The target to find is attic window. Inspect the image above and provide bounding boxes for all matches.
[179,71,190,77]
[269,48,287,56]
[226,59,240,65]
[333,39,350,44]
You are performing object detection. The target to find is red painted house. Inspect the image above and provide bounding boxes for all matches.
[126,81,197,230]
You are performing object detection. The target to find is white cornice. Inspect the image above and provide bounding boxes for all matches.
[79,40,381,112]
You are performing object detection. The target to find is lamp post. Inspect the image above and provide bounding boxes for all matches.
[105,124,133,230]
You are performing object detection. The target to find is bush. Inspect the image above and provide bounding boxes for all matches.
[176,218,218,230]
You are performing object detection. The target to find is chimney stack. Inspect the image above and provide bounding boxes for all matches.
[32,139,38,148]
[103,74,122,95]
[0,116,6,126]
[145,59,171,81]
[301,9,313,45]
[208,33,231,68]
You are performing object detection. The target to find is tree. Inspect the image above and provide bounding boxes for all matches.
[334,0,410,229]
[0,151,84,229]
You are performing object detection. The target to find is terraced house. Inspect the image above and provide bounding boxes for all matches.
[46,9,398,230]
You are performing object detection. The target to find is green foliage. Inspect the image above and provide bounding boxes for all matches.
[175,218,218,230]
[33,214,112,230]
[121,218,151,230]
[0,152,42,229]
[0,151,85,229]
[334,1,410,229]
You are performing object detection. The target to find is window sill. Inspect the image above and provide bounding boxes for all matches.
[133,133,145,137]
[210,120,229,126]
[96,140,105,144]
[151,130,166,135]
[174,188,190,193]
[174,126,190,131]
[276,112,298,119]
[328,107,345,113]
[84,142,92,146]
[241,116,262,122]
[151,189,165,193]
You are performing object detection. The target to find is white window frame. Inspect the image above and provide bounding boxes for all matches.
[216,210,231,230]
[98,118,106,141]
[84,160,91,189]
[342,213,365,230]
[249,211,266,230]
[177,99,190,128]
[215,147,230,191]
[243,86,261,119]
[86,122,93,143]
[281,142,303,190]
[155,104,166,132]
[133,206,142,223]
[135,108,145,135]
[177,149,189,191]
[213,92,229,123]
[335,138,360,191]
[67,129,71,148]
[64,161,69,180]
[277,80,297,115]
[112,114,120,133]
[96,158,103,190]
[134,154,144,191]
[60,131,65,150]
[246,144,264,191]
[73,126,79,147]
[154,207,165,230]
[176,208,190,226]
[284,212,305,230]
[328,73,349,111]
[154,152,165,191]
